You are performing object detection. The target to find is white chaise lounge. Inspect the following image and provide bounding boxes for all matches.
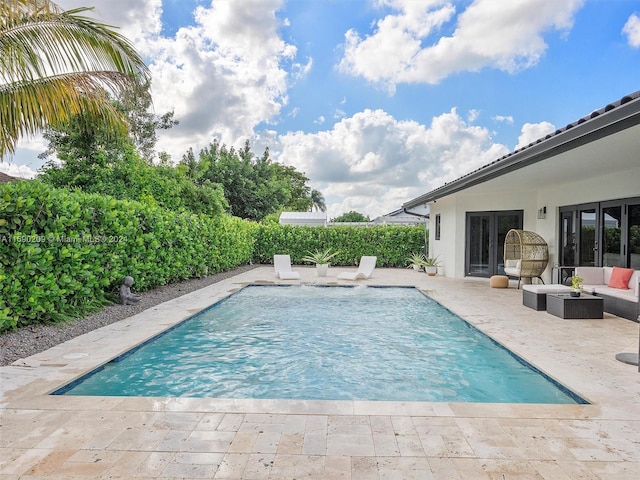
[337,256,377,280]
[273,254,301,280]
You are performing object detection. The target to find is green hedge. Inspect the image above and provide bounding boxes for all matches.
[0,180,425,331]
[254,224,426,267]
[0,181,256,331]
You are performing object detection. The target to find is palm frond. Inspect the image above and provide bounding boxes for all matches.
[0,71,128,154]
[0,0,149,157]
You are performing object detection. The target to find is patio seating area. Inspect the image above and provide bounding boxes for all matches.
[1,266,639,479]
[523,266,640,321]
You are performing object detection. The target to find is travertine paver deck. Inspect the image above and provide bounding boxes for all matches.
[1,266,639,479]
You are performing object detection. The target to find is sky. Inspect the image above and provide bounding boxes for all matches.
[2,0,640,219]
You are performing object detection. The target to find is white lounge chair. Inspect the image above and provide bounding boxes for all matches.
[274,254,301,280]
[337,256,377,280]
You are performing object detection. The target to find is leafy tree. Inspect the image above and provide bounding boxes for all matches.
[117,80,178,162]
[0,0,149,158]
[39,106,131,177]
[184,140,313,221]
[276,164,312,212]
[332,211,371,222]
[39,139,227,216]
[310,189,326,212]
[195,140,255,218]
[39,80,177,164]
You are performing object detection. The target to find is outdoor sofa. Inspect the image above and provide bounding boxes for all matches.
[574,266,640,321]
[522,266,639,321]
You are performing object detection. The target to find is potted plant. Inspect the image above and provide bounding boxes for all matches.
[301,248,340,277]
[570,274,583,297]
[423,256,441,276]
[407,252,425,271]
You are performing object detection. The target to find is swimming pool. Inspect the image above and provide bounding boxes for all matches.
[54,285,586,403]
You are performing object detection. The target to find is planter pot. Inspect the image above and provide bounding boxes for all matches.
[412,265,422,271]
[570,290,581,297]
[425,266,438,276]
[316,263,329,277]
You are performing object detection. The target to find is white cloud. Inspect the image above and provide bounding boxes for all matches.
[338,0,585,87]
[314,116,326,125]
[273,108,508,218]
[623,13,640,48]
[467,109,480,123]
[515,121,555,149]
[57,0,163,48]
[338,0,455,92]
[292,57,313,80]
[148,0,296,161]
[493,115,514,124]
[334,109,347,120]
[0,162,37,179]
[2,135,50,178]
[56,0,297,163]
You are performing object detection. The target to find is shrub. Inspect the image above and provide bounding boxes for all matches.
[0,180,423,331]
[0,181,254,331]
[254,224,425,267]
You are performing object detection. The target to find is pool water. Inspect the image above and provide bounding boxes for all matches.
[55,285,586,403]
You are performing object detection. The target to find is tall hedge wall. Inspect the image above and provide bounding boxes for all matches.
[0,181,256,330]
[0,180,426,331]
[254,223,426,267]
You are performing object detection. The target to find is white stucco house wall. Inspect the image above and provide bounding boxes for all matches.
[403,91,640,284]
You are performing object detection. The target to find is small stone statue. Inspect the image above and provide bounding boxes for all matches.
[119,276,141,305]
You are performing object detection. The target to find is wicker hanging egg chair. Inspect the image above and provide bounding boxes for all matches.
[503,229,549,288]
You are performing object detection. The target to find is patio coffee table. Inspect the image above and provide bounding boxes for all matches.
[546,293,603,319]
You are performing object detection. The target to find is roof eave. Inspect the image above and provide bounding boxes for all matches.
[403,94,640,209]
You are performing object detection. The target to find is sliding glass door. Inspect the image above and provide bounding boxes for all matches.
[602,204,622,267]
[467,213,491,276]
[560,197,640,269]
[579,206,597,266]
[602,199,640,268]
[466,211,523,277]
[629,204,640,269]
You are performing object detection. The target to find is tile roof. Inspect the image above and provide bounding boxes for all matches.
[0,172,18,183]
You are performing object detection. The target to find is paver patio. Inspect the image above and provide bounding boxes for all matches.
[1,266,639,479]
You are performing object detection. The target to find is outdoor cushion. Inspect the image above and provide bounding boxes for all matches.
[503,259,521,276]
[593,286,637,301]
[608,266,634,289]
[575,267,603,285]
[630,270,640,296]
[522,284,571,294]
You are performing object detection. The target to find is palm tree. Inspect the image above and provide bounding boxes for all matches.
[309,189,326,212]
[0,0,150,158]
